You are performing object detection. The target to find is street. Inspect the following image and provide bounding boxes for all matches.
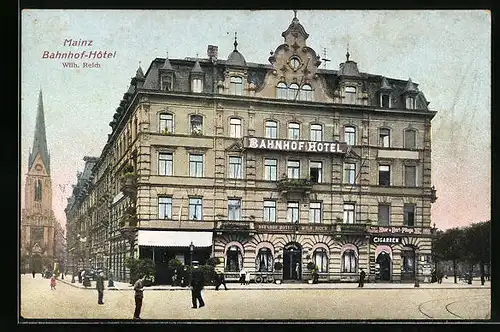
[20,274,490,321]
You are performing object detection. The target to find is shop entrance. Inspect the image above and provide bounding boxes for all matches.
[376,251,391,281]
[283,242,302,281]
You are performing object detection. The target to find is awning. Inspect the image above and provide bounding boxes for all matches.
[137,230,213,247]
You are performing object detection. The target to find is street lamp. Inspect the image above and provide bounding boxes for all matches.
[414,249,420,288]
[189,241,194,267]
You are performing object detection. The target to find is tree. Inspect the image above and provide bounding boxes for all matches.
[462,221,490,285]
[433,227,467,283]
[125,257,155,284]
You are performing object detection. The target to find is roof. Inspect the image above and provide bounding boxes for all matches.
[28,90,50,174]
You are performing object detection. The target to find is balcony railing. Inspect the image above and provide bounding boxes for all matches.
[120,173,137,198]
[277,177,312,194]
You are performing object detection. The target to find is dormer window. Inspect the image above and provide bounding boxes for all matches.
[161,76,173,91]
[406,96,416,109]
[230,76,243,96]
[345,86,356,104]
[276,82,287,99]
[190,115,203,135]
[288,83,300,100]
[300,84,313,101]
[191,78,203,93]
[380,94,390,108]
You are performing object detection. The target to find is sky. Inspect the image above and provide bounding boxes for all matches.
[20,10,491,231]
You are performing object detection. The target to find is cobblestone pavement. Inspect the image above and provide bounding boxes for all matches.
[20,274,491,321]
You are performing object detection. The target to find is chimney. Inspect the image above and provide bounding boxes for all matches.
[207,45,218,62]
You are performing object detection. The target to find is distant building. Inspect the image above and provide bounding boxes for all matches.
[66,13,438,283]
[21,91,58,273]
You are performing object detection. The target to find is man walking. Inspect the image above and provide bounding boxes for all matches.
[133,275,146,319]
[215,271,228,291]
[190,261,205,309]
[358,269,366,287]
[96,269,105,304]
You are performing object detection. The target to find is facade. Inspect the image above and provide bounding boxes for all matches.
[66,14,438,283]
[21,91,59,273]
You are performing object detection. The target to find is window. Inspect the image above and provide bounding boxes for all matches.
[256,248,274,272]
[288,83,300,100]
[229,118,242,138]
[264,158,277,181]
[401,249,416,273]
[192,78,203,93]
[159,113,174,133]
[229,156,243,179]
[313,248,328,273]
[265,120,278,138]
[190,115,203,135]
[230,76,243,96]
[343,204,355,224]
[158,152,173,176]
[300,84,313,101]
[344,126,356,145]
[345,86,356,104]
[289,57,301,70]
[287,202,299,223]
[228,199,241,221]
[226,246,243,272]
[342,249,357,273]
[34,179,42,201]
[378,204,390,225]
[379,128,390,147]
[161,76,172,91]
[288,122,300,140]
[310,124,323,141]
[405,165,417,187]
[309,161,322,183]
[404,204,415,226]
[276,82,287,99]
[287,160,300,179]
[309,202,322,223]
[381,94,390,108]
[189,154,204,177]
[404,130,416,149]
[158,197,172,220]
[379,165,390,186]
[189,198,203,220]
[406,96,416,109]
[263,200,276,222]
[343,163,356,184]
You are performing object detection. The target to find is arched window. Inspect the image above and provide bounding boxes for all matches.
[190,115,203,135]
[344,126,356,145]
[300,84,313,101]
[276,82,287,99]
[230,76,243,96]
[226,245,243,272]
[265,120,278,139]
[255,247,274,272]
[401,248,416,274]
[310,124,323,141]
[288,83,300,100]
[229,118,242,138]
[342,249,358,273]
[313,248,328,272]
[34,179,42,201]
[159,113,174,134]
[288,122,300,140]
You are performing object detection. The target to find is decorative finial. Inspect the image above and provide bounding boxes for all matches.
[166,51,169,58]
[293,10,297,19]
[346,43,350,62]
[233,32,238,51]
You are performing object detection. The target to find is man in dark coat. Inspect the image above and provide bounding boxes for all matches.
[215,271,227,291]
[133,275,146,319]
[190,261,205,308]
[358,269,366,287]
[96,270,105,304]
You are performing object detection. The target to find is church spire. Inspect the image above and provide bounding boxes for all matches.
[29,90,50,174]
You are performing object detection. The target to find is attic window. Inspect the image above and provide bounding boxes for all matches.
[381,94,390,108]
[300,84,313,101]
[276,82,287,99]
[344,86,356,104]
[161,75,173,91]
[230,76,243,96]
[192,78,203,93]
[406,96,416,109]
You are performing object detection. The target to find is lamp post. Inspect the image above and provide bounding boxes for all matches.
[414,249,420,287]
[189,241,194,267]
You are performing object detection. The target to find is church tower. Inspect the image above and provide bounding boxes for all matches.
[21,90,56,273]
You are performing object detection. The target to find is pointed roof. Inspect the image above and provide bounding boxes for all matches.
[403,78,419,94]
[191,58,204,74]
[379,77,392,91]
[135,66,145,79]
[281,11,309,40]
[161,56,173,71]
[29,90,50,174]
[227,32,247,67]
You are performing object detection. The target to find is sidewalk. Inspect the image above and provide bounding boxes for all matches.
[58,276,491,291]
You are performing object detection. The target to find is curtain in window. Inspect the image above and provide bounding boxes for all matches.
[342,250,357,273]
[314,249,328,272]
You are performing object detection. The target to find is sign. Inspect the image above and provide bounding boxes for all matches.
[255,223,332,233]
[371,236,400,244]
[369,226,432,235]
[244,137,349,154]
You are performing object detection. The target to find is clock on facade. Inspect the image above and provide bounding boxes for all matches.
[35,164,42,171]
[289,57,301,70]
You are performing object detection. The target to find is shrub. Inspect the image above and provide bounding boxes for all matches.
[274,262,283,271]
[126,257,155,284]
[168,258,183,270]
[206,257,221,267]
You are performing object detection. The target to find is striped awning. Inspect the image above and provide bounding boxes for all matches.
[137,230,213,247]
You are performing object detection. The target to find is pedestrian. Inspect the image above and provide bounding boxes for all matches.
[32,270,36,279]
[239,268,246,285]
[438,271,443,284]
[358,269,366,287]
[190,261,205,309]
[245,270,250,285]
[50,274,56,290]
[80,270,85,284]
[215,271,227,291]
[96,269,105,304]
[295,263,300,280]
[133,275,146,319]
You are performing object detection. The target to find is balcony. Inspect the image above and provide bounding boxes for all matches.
[215,220,254,235]
[119,206,138,238]
[332,222,369,235]
[277,177,312,195]
[120,172,137,198]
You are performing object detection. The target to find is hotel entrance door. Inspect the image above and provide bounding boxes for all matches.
[283,242,302,280]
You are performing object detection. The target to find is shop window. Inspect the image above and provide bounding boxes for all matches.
[158,196,172,220]
[265,120,278,138]
[379,128,390,147]
[229,118,242,138]
[188,198,203,220]
[287,202,299,223]
[190,115,203,135]
[343,204,355,224]
[309,202,322,223]
[288,122,300,140]
[401,249,416,273]
[405,165,417,187]
[314,248,328,273]
[264,158,277,181]
[228,199,241,221]
[226,246,243,272]
[343,163,356,184]
[342,249,357,273]
[229,156,243,179]
[287,160,300,179]
[159,113,174,134]
[276,82,287,99]
[403,204,415,226]
[230,76,243,96]
[158,152,173,176]
[404,129,416,149]
[256,248,273,272]
[310,124,323,141]
[263,200,276,222]
[309,161,322,183]
[378,204,390,225]
[379,165,391,186]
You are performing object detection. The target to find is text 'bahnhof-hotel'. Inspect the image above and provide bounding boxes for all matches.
[65,13,438,284]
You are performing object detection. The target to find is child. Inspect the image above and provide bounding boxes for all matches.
[50,274,56,290]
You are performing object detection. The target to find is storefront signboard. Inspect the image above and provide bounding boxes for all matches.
[371,236,400,244]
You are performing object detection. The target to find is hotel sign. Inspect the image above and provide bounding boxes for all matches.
[244,137,349,154]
